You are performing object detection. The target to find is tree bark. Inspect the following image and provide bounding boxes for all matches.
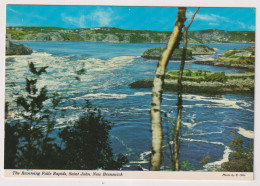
[150,7,186,171]
[172,8,199,171]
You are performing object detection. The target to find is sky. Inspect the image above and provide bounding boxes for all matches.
[6,5,255,31]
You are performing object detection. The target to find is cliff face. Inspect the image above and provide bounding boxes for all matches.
[188,29,255,43]
[24,32,65,41]
[6,27,255,43]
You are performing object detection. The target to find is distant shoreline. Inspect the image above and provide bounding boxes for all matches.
[7,27,255,43]
[11,40,255,45]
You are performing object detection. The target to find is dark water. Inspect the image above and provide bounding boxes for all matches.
[6,41,254,171]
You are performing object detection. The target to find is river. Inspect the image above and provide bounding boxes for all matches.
[5,41,254,171]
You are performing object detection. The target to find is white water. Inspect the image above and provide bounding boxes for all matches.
[5,42,254,171]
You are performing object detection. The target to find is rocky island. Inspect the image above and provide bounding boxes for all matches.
[141,45,216,60]
[193,46,255,70]
[129,70,254,95]
[141,47,192,60]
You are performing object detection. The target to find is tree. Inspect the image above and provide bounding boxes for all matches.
[6,62,62,169]
[4,102,19,169]
[5,62,128,170]
[17,63,62,169]
[58,101,128,170]
[172,8,199,171]
[150,7,187,171]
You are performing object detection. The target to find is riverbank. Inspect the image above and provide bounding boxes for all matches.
[129,71,254,95]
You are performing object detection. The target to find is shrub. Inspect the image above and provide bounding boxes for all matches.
[238,56,255,65]
[220,137,253,172]
[223,50,236,57]
[185,69,192,76]
[200,155,210,165]
[197,70,202,76]
[205,72,227,83]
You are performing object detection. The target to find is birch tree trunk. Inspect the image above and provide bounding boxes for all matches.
[150,7,186,171]
[172,8,200,171]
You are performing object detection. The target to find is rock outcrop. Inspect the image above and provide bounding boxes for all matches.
[6,42,32,55]
[141,47,192,60]
[129,77,254,95]
[141,45,215,60]
[24,32,65,41]
[187,45,216,55]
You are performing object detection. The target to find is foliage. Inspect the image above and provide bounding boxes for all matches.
[238,56,255,65]
[205,72,227,83]
[181,160,191,171]
[185,69,192,76]
[6,27,255,43]
[220,137,253,172]
[200,155,210,165]
[5,62,63,169]
[61,33,84,41]
[5,62,128,170]
[4,102,19,169]
[228,31,255,42]
[58,101,128,170]
[6,29,27,40]
[167,70,227,83]
[223,50,236,57]
[221,46,255,65]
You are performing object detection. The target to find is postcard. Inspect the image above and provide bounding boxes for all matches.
[1,0,259,185]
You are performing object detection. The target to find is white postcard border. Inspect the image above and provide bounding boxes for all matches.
[1,0,260,186]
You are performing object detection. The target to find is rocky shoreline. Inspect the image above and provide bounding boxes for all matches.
[129,77,254,95]
[6,42,32,55]
[192,60,255,70]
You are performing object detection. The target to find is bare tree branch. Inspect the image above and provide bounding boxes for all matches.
[172,7,199,171]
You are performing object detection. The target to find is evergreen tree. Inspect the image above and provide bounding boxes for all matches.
[59,100,128,170]
[5,62,128,170]
[8,62,62,169]
[4,102,19,169]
